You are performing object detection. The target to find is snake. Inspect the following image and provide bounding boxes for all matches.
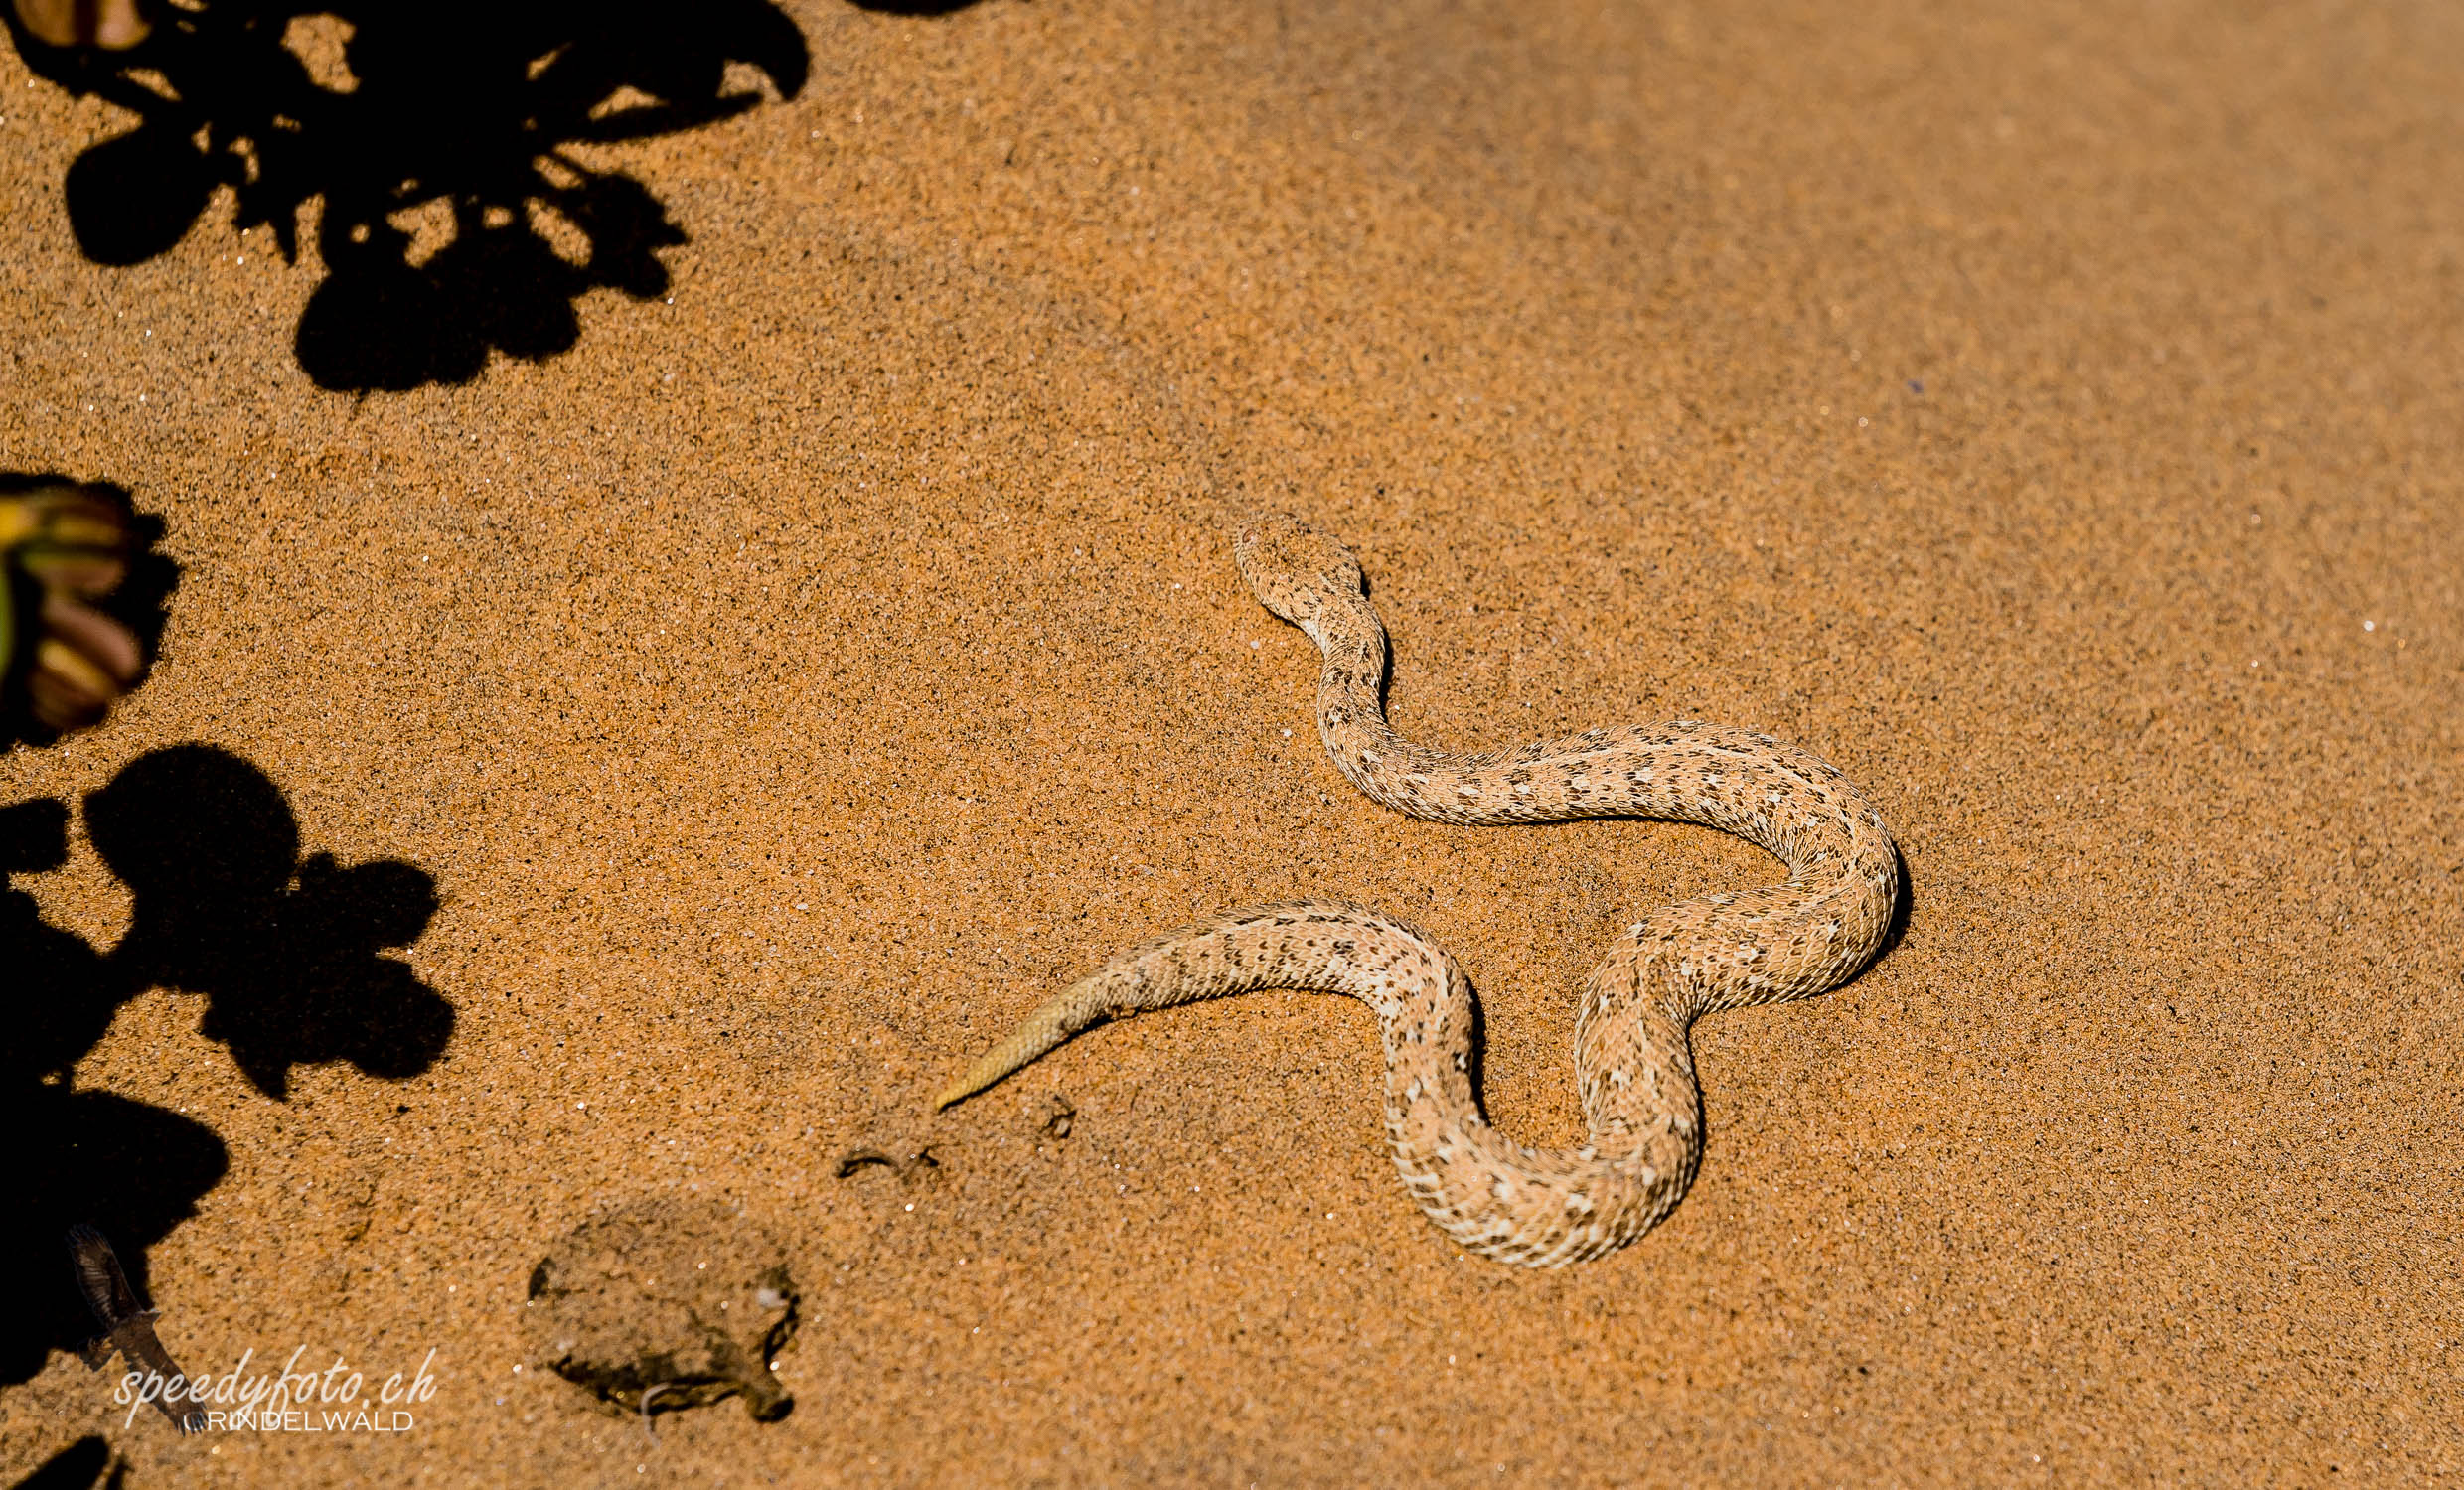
[938,513,1902,1267]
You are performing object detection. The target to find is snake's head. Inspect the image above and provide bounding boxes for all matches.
[1233,512,1366,635]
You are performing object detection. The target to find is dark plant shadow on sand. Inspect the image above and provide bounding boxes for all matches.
[0,746,449,1393]
[7,1434,121,1490]
[9,0,813,391]
[88,744,450,1099]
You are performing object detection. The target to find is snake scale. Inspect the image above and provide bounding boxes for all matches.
[939,513,1901,1267]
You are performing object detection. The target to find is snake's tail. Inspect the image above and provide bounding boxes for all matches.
[934,976,1116,1109]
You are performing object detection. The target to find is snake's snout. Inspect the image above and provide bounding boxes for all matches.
[1233,511,1366,629]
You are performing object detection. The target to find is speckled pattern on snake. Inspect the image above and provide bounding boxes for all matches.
[939,513,1902,1267]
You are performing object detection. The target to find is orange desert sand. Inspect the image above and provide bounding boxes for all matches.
[0,1,2456,1484]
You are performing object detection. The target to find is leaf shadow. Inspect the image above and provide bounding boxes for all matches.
[0,745,451,1391]
[11,0,823,391]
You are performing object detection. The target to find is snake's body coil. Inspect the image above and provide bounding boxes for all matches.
[941,513,1900,1267]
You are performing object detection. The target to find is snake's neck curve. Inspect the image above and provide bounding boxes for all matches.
[1303,600,1454,799]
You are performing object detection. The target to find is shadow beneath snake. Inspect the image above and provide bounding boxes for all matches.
[0,746,450,1394]
[1872,843,1915,964]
